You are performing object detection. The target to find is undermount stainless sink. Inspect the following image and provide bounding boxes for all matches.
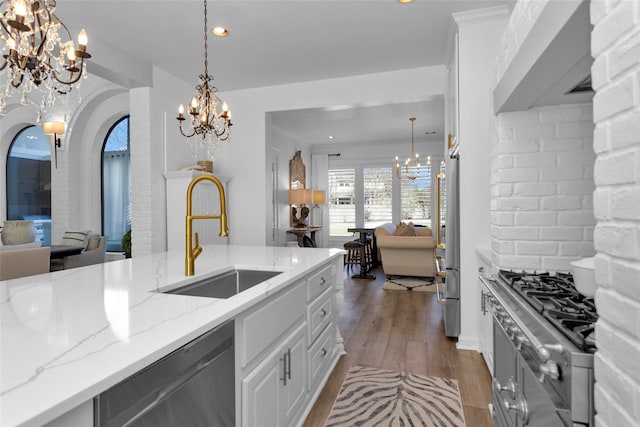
[164,269,282,299]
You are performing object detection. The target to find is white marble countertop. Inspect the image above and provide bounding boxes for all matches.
[0,245,343,427]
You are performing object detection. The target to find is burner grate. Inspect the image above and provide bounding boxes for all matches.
[498,269,598,353]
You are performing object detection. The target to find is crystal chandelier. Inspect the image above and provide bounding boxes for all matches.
[395,117,430,180]
[177,0,232,158]
[0,0,91,121]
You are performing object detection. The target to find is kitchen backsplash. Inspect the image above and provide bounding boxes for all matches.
[490,103,596,271]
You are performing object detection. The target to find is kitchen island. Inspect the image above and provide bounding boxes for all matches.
[0,245,344,427]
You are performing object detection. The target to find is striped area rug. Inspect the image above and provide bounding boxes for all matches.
[325,366,466,427]
[382,277,437,292]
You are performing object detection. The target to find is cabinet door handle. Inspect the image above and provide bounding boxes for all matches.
[320,277,326,286]
[286,348,292,380]
[280,353,288,386]
[320,348,327,357]
[320,308,327,317]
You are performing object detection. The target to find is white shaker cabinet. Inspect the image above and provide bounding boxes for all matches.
[163,171,231,251]
[238,260,343,427]
[476,248,494,376]
[478,276,494,376]
[241,322,307,427]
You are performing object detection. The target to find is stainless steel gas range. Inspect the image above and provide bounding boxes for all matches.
[480,270,597,427]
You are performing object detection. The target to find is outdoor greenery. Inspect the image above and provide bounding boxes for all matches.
[121,229,131,258]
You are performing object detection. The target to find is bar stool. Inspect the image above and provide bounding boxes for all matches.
[343,239,363,271]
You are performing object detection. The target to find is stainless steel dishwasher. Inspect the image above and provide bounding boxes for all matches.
[94,320,235,427]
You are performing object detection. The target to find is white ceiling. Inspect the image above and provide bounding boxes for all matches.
[56,0,515,146]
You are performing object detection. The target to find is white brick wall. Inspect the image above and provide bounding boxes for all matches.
[494,0,549,84]
[491,104,596,270]
[591,0,640,425]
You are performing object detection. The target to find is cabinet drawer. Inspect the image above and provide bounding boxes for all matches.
[307,322,333,391]
[307,289,332,345]
[307,264,332,302]
[239,282,306,368]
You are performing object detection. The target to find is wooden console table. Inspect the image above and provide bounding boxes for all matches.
[287,227,322,247]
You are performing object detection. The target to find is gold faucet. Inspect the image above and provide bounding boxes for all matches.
[185,174,228,276]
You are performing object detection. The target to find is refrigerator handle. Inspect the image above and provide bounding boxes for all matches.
[436,283,446,305]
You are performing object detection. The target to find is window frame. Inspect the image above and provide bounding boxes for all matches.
[101,116,131,252]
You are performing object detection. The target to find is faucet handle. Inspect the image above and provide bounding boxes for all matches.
[195,232,200,247]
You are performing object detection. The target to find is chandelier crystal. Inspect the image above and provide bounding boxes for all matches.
[396,117,430,180]
[0,0,91,120]
[177,0,232,159]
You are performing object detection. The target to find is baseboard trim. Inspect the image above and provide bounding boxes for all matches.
[456,336,480,351]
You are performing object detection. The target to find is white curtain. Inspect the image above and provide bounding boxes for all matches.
[103,152,131,247]
[312,154,329,247]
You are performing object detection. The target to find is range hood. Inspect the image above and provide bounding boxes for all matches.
[494,0,593,113]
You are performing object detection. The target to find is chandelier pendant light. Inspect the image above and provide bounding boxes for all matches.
[177,0,232,157]
[396,117,424,180]
[0,0,91,119]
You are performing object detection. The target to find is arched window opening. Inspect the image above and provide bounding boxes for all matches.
[102,116,131,252]
[6,125,52,245]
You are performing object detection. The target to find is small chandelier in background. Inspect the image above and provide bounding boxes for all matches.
[177,0,232,159]
[396,117,430,180]
[0,0,91,121]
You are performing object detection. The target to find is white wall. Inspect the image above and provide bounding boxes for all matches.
[453,8,509,350]
[590,0,640,425]
[491,104,596,271]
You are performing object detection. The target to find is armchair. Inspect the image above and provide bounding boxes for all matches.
[63,234,107,269]
[0,246,51,280]
[374,223,436,278]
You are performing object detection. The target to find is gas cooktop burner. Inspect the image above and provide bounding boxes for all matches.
[499,269,598,353]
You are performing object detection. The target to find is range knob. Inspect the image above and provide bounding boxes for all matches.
[538,360,560,381]
[515,333,529,349]
[494,377,516,398]
[504,396,530,423]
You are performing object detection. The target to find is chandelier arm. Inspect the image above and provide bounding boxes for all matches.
[178,124,197,138]
[203,0,208,77]
[51,71,81,86]
[33,3,52,59]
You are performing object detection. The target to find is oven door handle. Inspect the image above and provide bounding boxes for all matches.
[482,277,564,359]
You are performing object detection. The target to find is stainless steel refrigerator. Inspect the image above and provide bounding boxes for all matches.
[443,146,460,337]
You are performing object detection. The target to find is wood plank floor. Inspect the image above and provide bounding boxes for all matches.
[302,266,493,427]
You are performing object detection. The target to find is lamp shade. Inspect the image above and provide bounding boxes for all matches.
[313,190,326,205]
[43,121,66,135]
[289,188,313,205]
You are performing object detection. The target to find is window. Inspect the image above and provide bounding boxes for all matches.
[102,117,131,252]
[328,169,355,236]
[363,167,392,228]
[401,165,431,226]
[6,126,52,244]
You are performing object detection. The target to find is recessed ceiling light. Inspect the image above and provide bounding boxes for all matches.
[328,136,334,140]
[397,0,414,3]
[212,26,229,37]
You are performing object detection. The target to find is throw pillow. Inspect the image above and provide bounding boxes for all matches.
[394,222,416,236]
[60,230,91,249]
[86,234,101,251]
[407,221,417,235]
